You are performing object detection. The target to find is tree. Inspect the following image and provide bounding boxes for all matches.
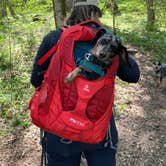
[146,0,155,31]
[0,0,8,18]
[110,0,121,34]
[52,0,73,28]
[52,0,67,28]
[0,0,16,19]
[111,0,120,16]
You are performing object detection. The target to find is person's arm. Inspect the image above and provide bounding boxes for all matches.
[117,55,140,83]
[30,29,62,88]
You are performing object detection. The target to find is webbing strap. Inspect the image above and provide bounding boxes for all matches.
[40,130,47,166]
[37,43,59,65]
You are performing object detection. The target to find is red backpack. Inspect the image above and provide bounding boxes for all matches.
[29,20,119,144]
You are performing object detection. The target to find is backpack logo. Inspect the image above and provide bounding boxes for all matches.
[83,84,90,92]
[69,117,85,127]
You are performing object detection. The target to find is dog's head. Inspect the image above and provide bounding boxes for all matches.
[90,32,129,66]
[153,61,162,72]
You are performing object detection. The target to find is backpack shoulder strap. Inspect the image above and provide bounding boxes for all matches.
[37,28,65,65]
[37,43,59,65]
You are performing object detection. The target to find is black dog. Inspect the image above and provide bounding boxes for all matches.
[64,32,129,83]
[153,61,166,86]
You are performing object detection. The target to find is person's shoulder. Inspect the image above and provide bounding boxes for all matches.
[42,29,63,47]
[45,29,63,40]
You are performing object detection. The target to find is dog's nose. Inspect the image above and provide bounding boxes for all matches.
[99,52,106,59]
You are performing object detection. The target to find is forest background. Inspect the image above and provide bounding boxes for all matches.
[0,0,166,165]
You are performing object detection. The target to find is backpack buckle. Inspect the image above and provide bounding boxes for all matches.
[85,53,95,62]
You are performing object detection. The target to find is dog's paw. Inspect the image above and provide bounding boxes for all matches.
[64,68,82,83]
[64,75,72,83]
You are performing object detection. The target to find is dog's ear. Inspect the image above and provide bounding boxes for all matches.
[119,45,131,67]
[153,62,156,65]
[92,28,106,44]
[158,61,161,65]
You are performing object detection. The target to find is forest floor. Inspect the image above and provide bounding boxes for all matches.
[0,47,166,166]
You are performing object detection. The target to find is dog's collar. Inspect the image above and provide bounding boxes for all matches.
[78,53,106,77]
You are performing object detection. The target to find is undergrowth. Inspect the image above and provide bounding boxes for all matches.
[0,14,55,132]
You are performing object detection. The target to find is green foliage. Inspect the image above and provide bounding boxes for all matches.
[11,112,29,128]
[99,0,111,13]
[0,49,11,70]
[12,0,52,15]
[116,103,126,112]
[117,30,166,61]
[0,0,57,134]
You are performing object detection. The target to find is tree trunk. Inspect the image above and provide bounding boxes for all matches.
[111,0,120,16]
[146,0,155,31]
[111,0,117,34]
[0,0,7,19]
[7,0,17,18]
[52,0,67,29]
[65,0,73,11]
[0,0,16,19]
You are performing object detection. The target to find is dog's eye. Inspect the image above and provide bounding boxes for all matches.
[98,39,109,45]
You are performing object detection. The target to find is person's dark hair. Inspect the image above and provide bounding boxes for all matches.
[65,5,102,26]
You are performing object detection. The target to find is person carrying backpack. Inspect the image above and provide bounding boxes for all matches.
[30,0,140,165]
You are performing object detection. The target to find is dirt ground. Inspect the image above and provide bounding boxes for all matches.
[0,49,166,166]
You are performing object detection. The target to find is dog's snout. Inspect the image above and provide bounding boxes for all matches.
[99,51,106,58]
